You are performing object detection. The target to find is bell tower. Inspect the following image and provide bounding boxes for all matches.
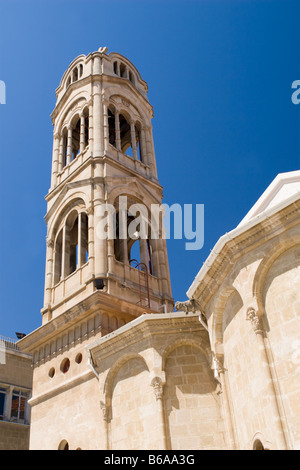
[42,46,173,325]
[18,47,173,450]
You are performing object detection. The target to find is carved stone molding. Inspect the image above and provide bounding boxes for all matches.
[151,376,163,401]
[246,307,264,334]
[100,400,111,422]
[46,237,54,249]
[175,299,202,314]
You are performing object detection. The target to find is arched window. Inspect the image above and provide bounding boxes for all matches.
[71,117,80,160]
[108,108,116,147]
[120,63,126,78]
[58,440,69,450]
[134,122,143,162]
[129,70,135,85]
[54,229,63,285]
[83,108,89,149]
[62,128,68,167]
[253,439,265,450]
[79,64,83,77]
[114,207,153,275]
[53,210,89,285]
[119,114,132,156]
[68,214,79,274]
[73,67,78,82]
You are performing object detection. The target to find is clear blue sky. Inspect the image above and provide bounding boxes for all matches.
[0,0,299,338]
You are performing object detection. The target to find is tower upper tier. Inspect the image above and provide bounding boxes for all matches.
[53,47,149,108]
[49,47,158,191]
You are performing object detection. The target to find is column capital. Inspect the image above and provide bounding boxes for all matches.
[175,298,202,314]
[46,237,54,249]
[151,376,163,401]
[100,400,111,422]
[246,307,265,334]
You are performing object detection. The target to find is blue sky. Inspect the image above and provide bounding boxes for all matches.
[0,0,299,338]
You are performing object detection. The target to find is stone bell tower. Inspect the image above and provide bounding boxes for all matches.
[43,46,173,324]
[18,47,173,450]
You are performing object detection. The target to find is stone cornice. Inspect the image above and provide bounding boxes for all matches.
[86,312,205,364]
[17,291,155,355]
[45,154,161,210]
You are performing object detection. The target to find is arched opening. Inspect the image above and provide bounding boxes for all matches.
[135,122,143,162]
[253,439,265,450]
[62,128,68,167]
[54,229,63,285]
[73,67,78,82]
[72,117,80,160]
[119,114,132,156]
[108,108,116,147]
[129,238,152,275]
[120,63,126,78]
[79,64,83,77]
[83,108,89,149]
[53,209,89,285]
[58,440,69,450]
[129,70,134,84]
[68,215,78,274]
[113,202,156,276]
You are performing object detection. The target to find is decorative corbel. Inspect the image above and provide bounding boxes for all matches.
[150,376,163,401]
[246,307,265,335]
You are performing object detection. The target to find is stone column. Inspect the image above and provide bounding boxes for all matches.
[66,126,72,165]
[148,238,160,278]
[246,308,288,449]
[44,238,54,307]
[151,377,167,450]
[103,103,109,152]
[145,127,156,176]
[51,133,60,187]
[115,111,121,152]
[87,205,95,278]
[77,212,82,268]
[93,80,103,156]
[213,353,237,450]
[100,401,111,450]
[130,121,137,159]
[139,238,149,271]
[80,114,85,154]
[58,135,64,172]
[62,223,69,279]
[119,204,128,264]
[88,103,93,154]
[140,127,147,164]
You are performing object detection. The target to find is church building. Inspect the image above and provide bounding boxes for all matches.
[18,48,300,450]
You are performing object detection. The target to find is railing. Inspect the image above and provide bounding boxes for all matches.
[0,335,19,351]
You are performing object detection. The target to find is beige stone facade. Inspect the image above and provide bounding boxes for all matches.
[17,48,300,450]
[187,171,300,450]
[0,336,32,450]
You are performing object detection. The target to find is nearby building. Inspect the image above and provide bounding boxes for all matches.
[0,335,32,450]
[17,48,300,450]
